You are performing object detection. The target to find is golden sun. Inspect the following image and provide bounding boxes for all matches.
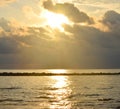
[43,11,69,31]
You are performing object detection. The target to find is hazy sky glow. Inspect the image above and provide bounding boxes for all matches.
[0,0,120,69]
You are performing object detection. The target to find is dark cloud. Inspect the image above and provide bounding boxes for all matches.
[0,37,21,54]
[0,18,23,54]
[43,0,94,24]
[63,20,120,68]
[102,10,120,33]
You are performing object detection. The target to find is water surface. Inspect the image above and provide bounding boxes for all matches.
[0,69,120,109]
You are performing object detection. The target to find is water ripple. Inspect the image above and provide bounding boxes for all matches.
[0,99,23,102]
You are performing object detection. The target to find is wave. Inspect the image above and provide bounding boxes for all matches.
[0,87,22,90]
[0,98,23,103]
[97,98,114,101]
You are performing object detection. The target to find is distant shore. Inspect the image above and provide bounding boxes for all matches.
[0,72,120,76]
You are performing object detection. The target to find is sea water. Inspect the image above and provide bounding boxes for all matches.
[0,69,120,109]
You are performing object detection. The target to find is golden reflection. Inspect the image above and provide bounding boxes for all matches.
[52,76,68,88]
[49,76,72,108]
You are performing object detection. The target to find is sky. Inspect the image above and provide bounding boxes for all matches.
[0,0,120,69]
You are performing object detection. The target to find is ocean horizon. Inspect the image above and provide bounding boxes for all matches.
[0,69,120,74]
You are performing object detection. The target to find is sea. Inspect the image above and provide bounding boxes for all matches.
[0,69,120,109]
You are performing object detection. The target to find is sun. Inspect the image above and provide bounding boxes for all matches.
[42,11,69,31]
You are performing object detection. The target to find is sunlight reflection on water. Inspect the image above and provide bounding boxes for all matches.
[51,76,68,88]
[49,76,72,108]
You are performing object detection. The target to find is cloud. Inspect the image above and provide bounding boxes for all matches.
[101,10,120,33]
[0,17,11,32]
[0,10,120,69]
[0,0,16,6]
[0,37,21,54]
[63,23,120,68]
[43,0,94,24]
[22,6,46,26]
[71,0,120,19]
[72,0,120,9]
[0,18,30,54]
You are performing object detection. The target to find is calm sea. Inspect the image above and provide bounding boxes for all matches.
[0,69,120,109]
